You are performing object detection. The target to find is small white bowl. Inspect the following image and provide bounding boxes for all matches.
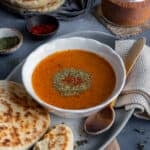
[0,28,23,54]
[22,37,126,118]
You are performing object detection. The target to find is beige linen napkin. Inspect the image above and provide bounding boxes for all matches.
[115,40,150,120]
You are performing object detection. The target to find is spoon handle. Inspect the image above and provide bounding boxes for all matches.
[125,37,146,76]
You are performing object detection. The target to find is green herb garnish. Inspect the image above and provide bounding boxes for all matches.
[137,143,145,150]
[134,128,145,135]
[0,36,20,51]
[76,139,88,146]
[53,68,91,96]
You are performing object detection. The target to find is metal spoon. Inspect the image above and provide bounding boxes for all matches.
[84,37,146,135]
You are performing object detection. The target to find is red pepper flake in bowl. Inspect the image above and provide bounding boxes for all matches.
[31,24,57,35]
[26,15,59,39]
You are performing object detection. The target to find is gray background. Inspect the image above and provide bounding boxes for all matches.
[0,6,150,150]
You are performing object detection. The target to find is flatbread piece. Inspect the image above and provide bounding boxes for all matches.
[0,81,50,150]
[4,0,53,9]
[33,124,74,150]
[3,0,65,12]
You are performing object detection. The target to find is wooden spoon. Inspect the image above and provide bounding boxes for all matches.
[84,38,146,135]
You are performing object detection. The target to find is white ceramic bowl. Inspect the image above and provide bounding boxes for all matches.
[0,28,23,54]
[22,37,126,118]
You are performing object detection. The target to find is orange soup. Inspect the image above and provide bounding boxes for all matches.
[32,50,116,109]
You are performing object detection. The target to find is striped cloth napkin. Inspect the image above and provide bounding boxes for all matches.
[115,40,150,120]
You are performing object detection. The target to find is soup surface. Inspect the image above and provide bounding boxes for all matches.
[32,50,116,109]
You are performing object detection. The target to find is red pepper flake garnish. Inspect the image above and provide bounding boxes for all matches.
[31,24,56,35]
[62,74,83,86]
[53,68,91,96]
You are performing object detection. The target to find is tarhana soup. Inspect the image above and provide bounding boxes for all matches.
[32,50,116,109]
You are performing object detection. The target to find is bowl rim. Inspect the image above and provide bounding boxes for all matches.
[22,37,126,114]
[0,27,23,54]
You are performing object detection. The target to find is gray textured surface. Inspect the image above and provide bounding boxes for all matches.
[0,7,150,150]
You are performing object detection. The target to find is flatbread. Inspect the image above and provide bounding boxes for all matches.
[33,124,74,150]
[0,81,50,150]
[28,0,65,12]
[5,0,52,9]
[4,0,65,12]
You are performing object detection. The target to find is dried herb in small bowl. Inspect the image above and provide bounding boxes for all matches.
[0,28,23,55]
[0,36,20,51]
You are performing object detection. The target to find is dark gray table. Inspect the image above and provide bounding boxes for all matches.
[0,7,150,150]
